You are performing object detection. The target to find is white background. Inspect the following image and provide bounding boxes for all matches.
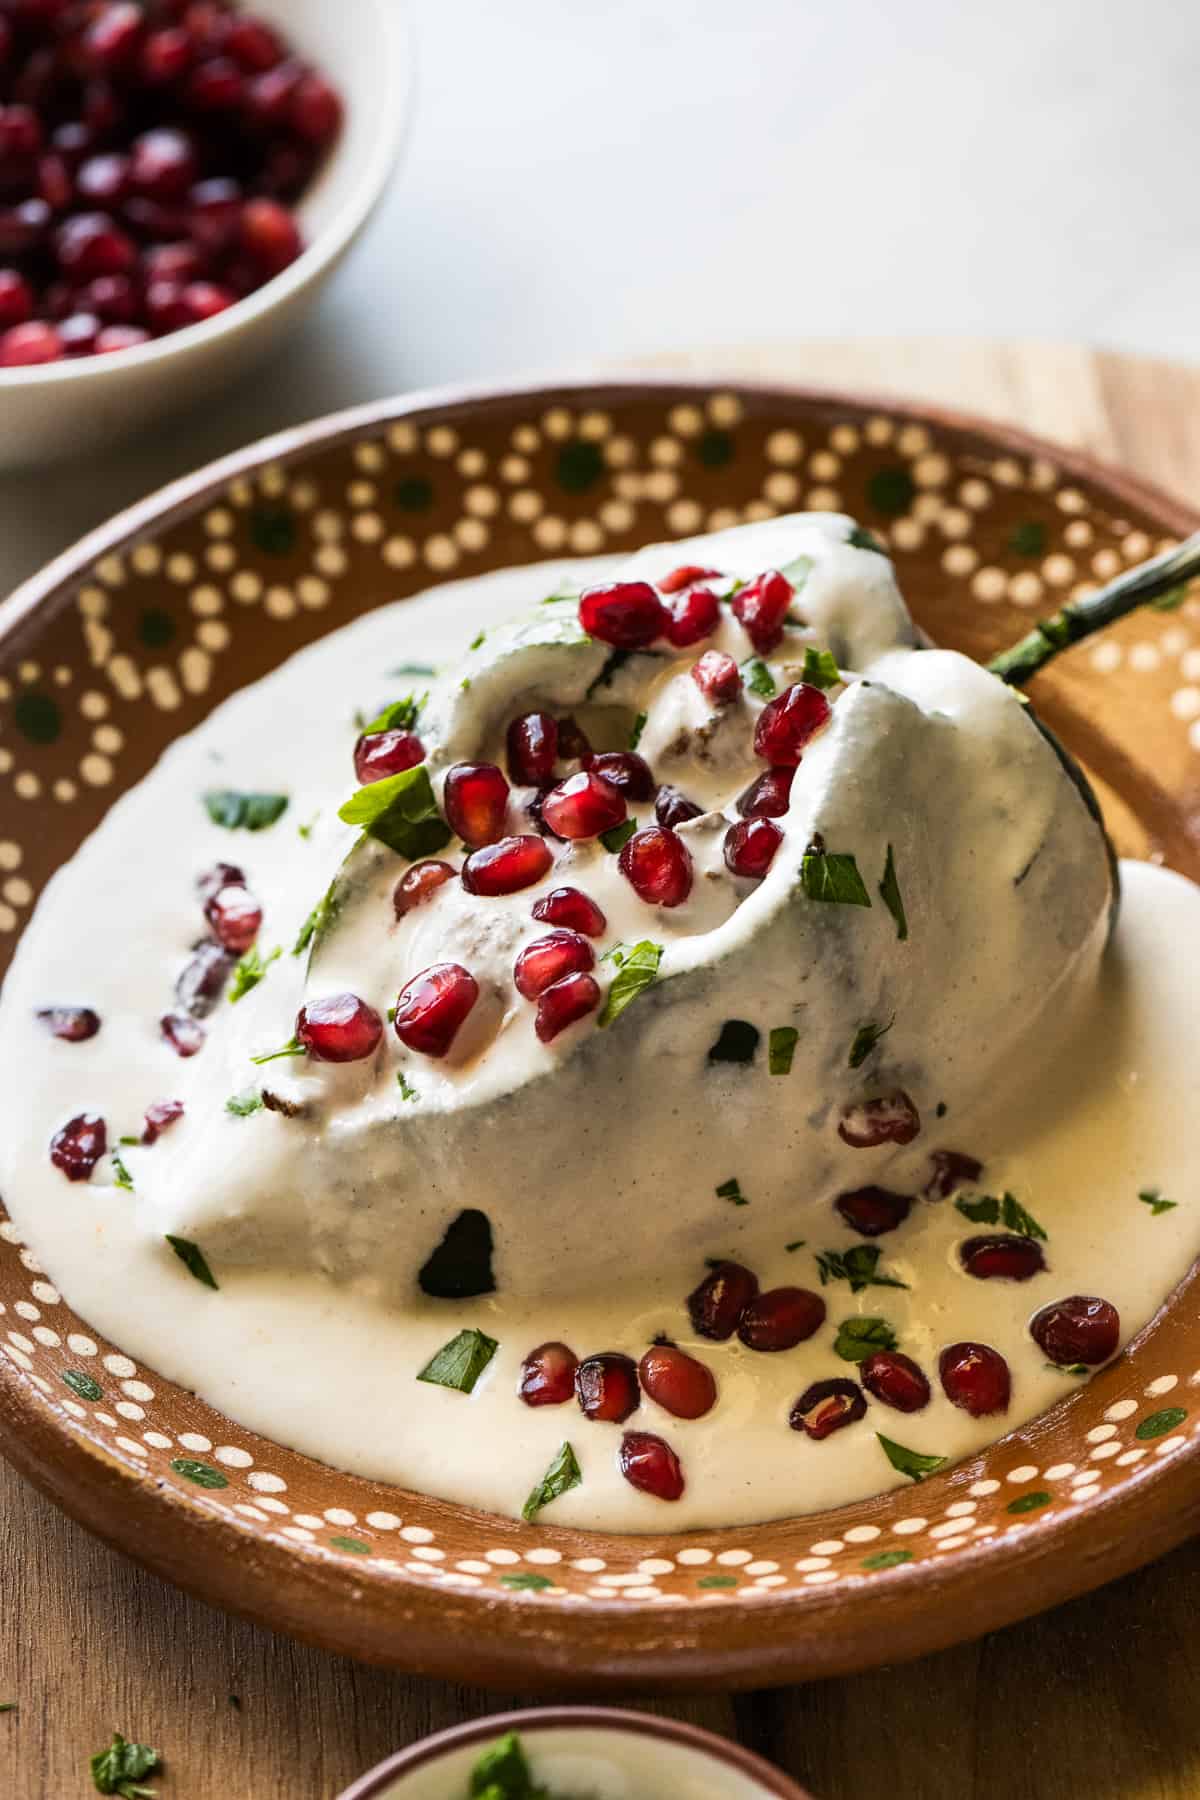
[2,0,1198,591]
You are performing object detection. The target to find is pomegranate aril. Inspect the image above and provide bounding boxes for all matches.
[95,323,149,352]
[655,785,703,829]
[36,1005,100,1042]
[556,715,592,763]
[239,196,301,274]
[461,834,552,897]
[514,930,595,1000]
[835,1186,913,1237]
[578,579,666,649]
[691,649,742,704]
[0,199,52,256]
[575,1352,640,1423]
[860,1350,931,1413]
[658,563,721,595]
[753,682,831,766]
[939,1341,1011,1416]
[59,312,101,355]
[0,103,42,158]
[160,1011,206,1057]
[84,4,145,71]
[393,859,455,917]
[246,58,302,127]
[130,127,197,200]
[38,152,74,210]
[541,770,625,840]
[618,825,692,907]
[506,711,558,786]
[665,585,721,647]
[587,751,656,801]
[733,568,794,653]
[535,971,600,1042]
[638,1342,716,1419]
[188,177,242,253]
[296,992,383,1063]
[959,1234,1046,1282]
[619,1430,684,1501]
[140,25,193,84]
[393,962,478,1057]
[50,1111,107,1182]
[225,15,284,71]
[737,766,794,819]
[55,211,137,278]
[444,761,509,847]
[519,1341,578,1407]
[146,277,191,333]
[290,71,343,144]
[142,1098,184,1145]
[838,1091,921,1148]
[790,1377,868,1440]
[1030,1295,1120,1366]
[77,151,130,205]
[77,273,139,322]
[687,1260,759,1340]
[924,1150,984,1199]
[0,270,34,330]
[0,320,62,364]
[723,817,782,880]
[531,885,606,937]
[187,55,245,109]
[196,860,245,902]
[738,1286,826,1352]
[352,728,425,786]
[175,939,234,1016]
[180,279,234,323]
[203,883,262,954]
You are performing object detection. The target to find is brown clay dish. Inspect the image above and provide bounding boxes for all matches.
[0,377,1198,1692]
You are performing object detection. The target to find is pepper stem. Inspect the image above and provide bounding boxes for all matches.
[987,528,1200,688]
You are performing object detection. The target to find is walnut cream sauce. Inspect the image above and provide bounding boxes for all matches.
[2,514,1199,1530]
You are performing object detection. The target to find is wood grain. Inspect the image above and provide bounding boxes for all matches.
[3,339,1200,1800]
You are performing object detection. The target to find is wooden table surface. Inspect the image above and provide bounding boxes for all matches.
[4,339,1200,1800]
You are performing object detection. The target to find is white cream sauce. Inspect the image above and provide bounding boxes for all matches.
[0,520,1197,1532]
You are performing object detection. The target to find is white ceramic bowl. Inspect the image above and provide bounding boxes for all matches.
[0,0,409,470]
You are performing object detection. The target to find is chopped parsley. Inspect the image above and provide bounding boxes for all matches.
[468,1732,546,1797]
[250,1034,305,1065]
[90,1732,161,1798]
[708,1019,760,1064]
[716,1176,749,1206]
[293,874,340,957]
[598,939,662,1028]
[816,1245,908,1294]
[847,525,886,555]
[397,1072,418,1102]
[297,813,318,840]
[848,1016,894,1069]
[785,1239,807,1252]
[1138,1187,1177,1216]
[768,1024,799,1075]
[629,711,648,750]
[390,662,436,676]
[416,1327,498,1394]
[165,1235,218,1290]
[0,1703,14,1714]
[599,817,637,854]
[111,1150,134,1192]
[800,846,871,907]
[833,1316,897,1363]
[203,789,288,832]
[229,943,280,1003]
[522,1441,582,1522]
[357,695,422,735]
[801,646,841,690]
[338,762,451,860]
[587,646,634,698]
[469,631,486,650]
[741,656,777,698]
[877,1433,947,1483]
[878,843,908,940]
[226,1090,264,1117]
[954,1191,1047,1241]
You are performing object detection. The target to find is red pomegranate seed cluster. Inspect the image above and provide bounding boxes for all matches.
[49,1109,106,1180]
[354,729,424,787]
[296,991,382,1063]
[0,0,342,368]
[158,857,260,1055]
[35,1002,100,1040]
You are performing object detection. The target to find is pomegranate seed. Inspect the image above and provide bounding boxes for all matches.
[444,762,509,847]
[188,55,245,109]
[835,1186,913,1236]
[655,785,703,828]
[514,930,595,999]
[578,580,666,649]
[50,1112,107,1182]
[161,1012,205,1057]
[753,682,831,766]
[139,26,193,84]
[289,71,343,145]
[51,123,96,167]
[658,563,721,595]
[297,992,383,1063]
[77,273,139,322]
[142,1098,184,1144]
[738,1287,826,1351]
[83,79,123,135]
[394,859,455,917]
[1031,1295,1120,1366]
[575,1352,639,1423]
[181,279,234,323]
[175,939,233,1016]
[196,861,245,902]
[691,649,742,704]
[737,766,794,818]
[939,1341,1011,1416]
[55,211,137,278]
[84,4,144,71]
[531,885,606,937]
[146,277,191,334]
[462,835,553,896]
[95,323,149,352]
[535,971,600,1042]
[587,751,656,801]
[225,16,284,71]
[860,1351,931,1413]
[130,127,198,200]
[246,58,301,127]
[723,817,782,880]
[122,195,189,241]
[506,711,558,786]
[239,196,301,274]
[619,1430,684,1501]
[0,320,62,364]
[733,568,794,653]
[393,962,478,1057]
[687,1260,759,1340]
[59,312,101,356]
[665,585,721,646]
[38,153,74,211]
[77,151,130,206]
[638,1342,716,1419]
[618,826,693,906]
[0,199,51,256]
[959,1234,1046,1281]
[556,715,592,763]
[790,1377,868,1440]
[36,1005,100,1042]
[353,729,425,785]
[204,883,262,954]
[0,103,41,157]
[188,177,241,253]
[924,1150,984,1199]
[0,270,33,330]
[541,770,626,840]
[519,1341,578,1407]
[838,1091,921,1148]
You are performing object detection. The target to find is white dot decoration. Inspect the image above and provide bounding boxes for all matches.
[843,1524,881,1543]
[247,1471,287,1494]
[1146,1374,1179,1395]
[1007,1465,1039,1483]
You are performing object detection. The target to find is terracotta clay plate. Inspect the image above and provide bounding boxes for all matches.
[1,378,1199,1693]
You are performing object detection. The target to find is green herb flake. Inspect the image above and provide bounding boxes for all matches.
[816,1245,908,1294]
[417,1327,498,1395]
[358,695,422,735]
[833,1316,897,1363]
[165,1235,218,1290]
[62,1369,103,1402]
[328,1535,371,1555]
[119,1135,140,1147]
[716,1176,749,1206]
[599,817,637,854]
[877,1432,947,1483]
[697,1574,739,1588]
[0,1703,15,1713]
[250,1034,305,1066]
[90,1731,161,1798]
[203,789,288,832]
[469,630,486,650]
[878,843,908,940]
[1136,1407,1187,1441]
[801,646,841,689]
[866,466,916,518]
[1152,584,1189,613]
[768,1024,799,1075]
[800,847,871,907]
[522,1440,582,1522]
[1138,1187,1178,1216]
[297,814,318,840]
[741,657,777,698]
[708,1018,760,1064]
[785,1239,807,1252]
[847,525,887,555]
[397,1072,418,1102]
[1007,1490,1051,1515]
[1008,520,1048,558]
[111,1150,134,1192]
[497,1572,554,1592]
[861,1548,912,1570]
[171,1456,228,1489]
[229,943,280,1004]
[629,711,648,750]
[848,1016,894,1069]
[226,1089,264,1117]
[338,762,451,861]
[598,939,663,1028]
[293,875,340,958]
[954,1191,1046,1241]
[1047,1362,1091,1377]
[469,1730,534,1798]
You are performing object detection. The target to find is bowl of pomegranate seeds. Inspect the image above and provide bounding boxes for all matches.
[0,0,407,466]
[0,376,1197,1695]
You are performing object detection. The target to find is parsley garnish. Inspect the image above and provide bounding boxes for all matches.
[847,525,886,555]
[768,1024,799,1074]
[165,1236,218,1290]
[954,1191,1047,1241]
[470,1732,539,1796]
[600,817,637,854]
[229,943,280,1003]
[708,1019,760,1064]
[469,631,486,650]
[1138,1187,1177,1216]
[877,1433,947,1483]
[416,1327,498,1394]
[0,1703,16,1713]
[293,874,340,957]
[338,763,451,860]
[785,1239,807,1252]
[629,711,648,749]
[816,1245,908,1293]
[90,1732,161,1797]
[203,790,288,832]
[225,1090,264,1117]
[390,662,436,676]
[522,1441,582,1522]
[111,1150,133,1192]
[297,813,318,839]
[878,843,908,940]
[357,695,422,735]
[716,1177,748,1206]
[741,657,777,698]
[801,646,841,689]
[598,939,662,1028]
[397,1072,418,1102]
[834,1316,897,1362]
[251,1034,305,1065]
[848,1016,894,1069]
[800,847,871,906]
